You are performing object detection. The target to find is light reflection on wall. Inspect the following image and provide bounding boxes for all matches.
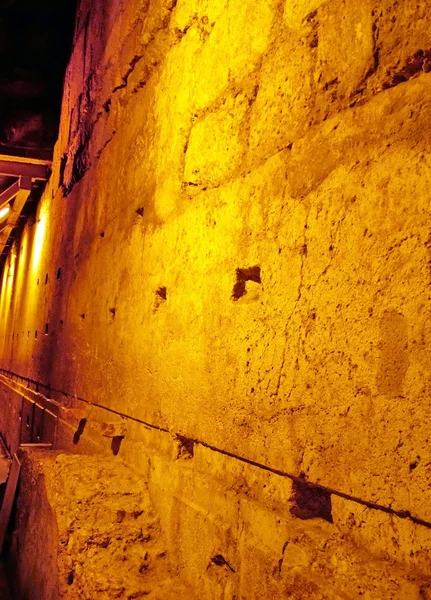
[7,251,16,297]
[0,250,16,357]
[32,210,47,273]
[0,260,7,359]
[0,197,50,364]
[0,257,10,319]
[13,238,29,361]
[16,240,27,294]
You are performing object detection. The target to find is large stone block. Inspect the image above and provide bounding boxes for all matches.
[184,97,248,187]
[11,451,194,600]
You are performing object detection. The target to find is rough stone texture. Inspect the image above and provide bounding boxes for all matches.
[10,450,192,599]
[1,0,431,597]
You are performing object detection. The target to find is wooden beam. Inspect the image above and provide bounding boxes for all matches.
[0,188,31,248]
[0,181,19,208]
[0,157,50,258]
[0,155,51,180]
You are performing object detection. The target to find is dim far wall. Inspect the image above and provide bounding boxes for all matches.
[1,0,431,597]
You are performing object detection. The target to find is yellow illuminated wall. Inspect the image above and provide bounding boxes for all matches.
[1,0,431,597]
[32,210,47,274]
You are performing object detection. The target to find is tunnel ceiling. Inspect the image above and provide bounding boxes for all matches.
[0,0,77,260]
[0,0,77,157]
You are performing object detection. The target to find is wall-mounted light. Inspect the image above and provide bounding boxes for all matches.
[0,205,10,221]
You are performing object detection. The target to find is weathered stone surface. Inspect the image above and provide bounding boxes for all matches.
[184,97,248,187]
[1,0,431,596]
[10,450,193,599]
[100,420,127,438]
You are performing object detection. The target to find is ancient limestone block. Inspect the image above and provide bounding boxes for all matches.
[184,98,247,187]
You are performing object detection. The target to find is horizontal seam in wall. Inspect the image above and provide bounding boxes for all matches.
[0,366,429,530]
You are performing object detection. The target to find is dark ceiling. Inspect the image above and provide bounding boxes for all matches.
[0,0,78,158]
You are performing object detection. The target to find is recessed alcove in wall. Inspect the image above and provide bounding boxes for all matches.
[232,266,261,301]
[290,479,333,523]
[154,287,167,312]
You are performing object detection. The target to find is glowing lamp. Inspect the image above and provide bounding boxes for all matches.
[0,205,10,220]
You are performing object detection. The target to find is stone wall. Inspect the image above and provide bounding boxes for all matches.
[9,449,192,599]
[1,0,431,597]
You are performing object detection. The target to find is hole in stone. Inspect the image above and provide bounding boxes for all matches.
[67,571,74,585]
[80,313,85,319]
[44,323,49,335]
[57,267,62,280]
[156,287,167,300]
[154,287,167,312]
[409,457,420,471]
[290,478,333,523]
[111,436,123,456]
[35,330,38,339]
[136,207,144,217]
[73,418,87,445]
[109,307,116,319]
[175,434,194,459]
[99,231,105,238]
[116,510,126,523]
[210,555,235,572]
[232,266,261,301]
[45,273,49,285]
